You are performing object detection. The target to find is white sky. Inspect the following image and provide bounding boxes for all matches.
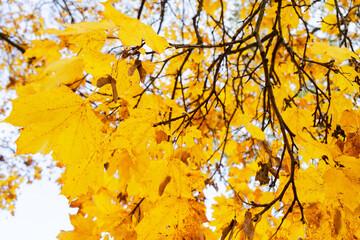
[0,178,76,240]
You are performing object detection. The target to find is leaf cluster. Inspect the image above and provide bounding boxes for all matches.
[1,0,360,239]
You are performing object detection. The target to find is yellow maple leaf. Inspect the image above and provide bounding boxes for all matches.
[211,195,242,231]
[21,56,84,94]
[182,126,202,148]
[321,14,337,33]
[47,20,114,51]
[82,50,116,79]
[102,1,169,53]
[4,86,106,198]
[134,196,207,239]
[238,113,265,140]
[203,0,224,16]
[309,42,359,63]
[295,166,326,204]
[126,156,205,202]
[334,65,360,93]
[325,0,335,11]
[58,214,100,240]
[323,166,360,213]
[47,20,116,35]
[24,39,61,64]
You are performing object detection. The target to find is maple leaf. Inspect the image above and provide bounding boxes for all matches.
[23,40,62,64]
[323,159,360,213]
[4,86,106,198]
[211,195,244,231]
[89,187,137,239]
[46,20,115,51]
[102,1,169,53]
[47,20,116,35]
[23,56,84,94]
[309,42,359,63]
[82,50,116,79]
[134,196,208,239]
[58,214,100,240]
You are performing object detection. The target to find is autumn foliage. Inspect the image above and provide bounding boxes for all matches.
[1,0,360,239]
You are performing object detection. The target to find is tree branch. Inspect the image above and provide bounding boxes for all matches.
[0,32,25,54]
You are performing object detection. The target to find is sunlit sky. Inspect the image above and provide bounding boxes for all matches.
[0,177,76,240]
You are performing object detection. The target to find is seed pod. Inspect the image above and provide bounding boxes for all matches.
[110,77,118,102]
[333,209,342,235]
[128,59,142,76]
[97,75,112,88]
[158,176,171,196]
[137,64,147,83]
[96,75,118,102]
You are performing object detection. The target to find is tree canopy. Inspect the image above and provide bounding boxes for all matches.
[1,0,360,239]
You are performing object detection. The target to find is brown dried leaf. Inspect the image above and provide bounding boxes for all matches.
[258,140,272,157]
[335,139,345,153]
[255,162,270,185]
[221,219,236,240]
[344,130,360,157]
[155,129,168,144]
[269,167,277,177]
[243,211,254,240]
[180,151,190,165]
